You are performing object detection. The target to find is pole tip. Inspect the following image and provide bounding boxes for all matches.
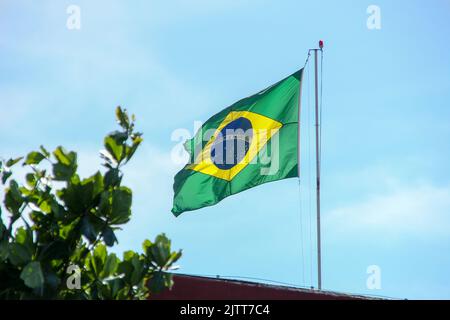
[319,40,324,49]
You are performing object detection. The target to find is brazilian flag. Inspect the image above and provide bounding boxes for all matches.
[172,70,303,216]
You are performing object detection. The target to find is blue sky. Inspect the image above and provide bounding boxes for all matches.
[1,0,450,299]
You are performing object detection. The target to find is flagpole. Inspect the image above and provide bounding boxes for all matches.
[314,41,323,290]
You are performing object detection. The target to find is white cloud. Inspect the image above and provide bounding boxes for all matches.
[325,183,450,240]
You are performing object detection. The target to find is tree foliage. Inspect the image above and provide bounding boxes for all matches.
[0,107,181,299]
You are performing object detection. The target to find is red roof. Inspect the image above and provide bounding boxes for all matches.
[152,274,374,300]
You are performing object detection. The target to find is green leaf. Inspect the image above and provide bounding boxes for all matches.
[126,135,143,162]
[25,173,37,187]
[57,172,102,215]
[117,260,133,284]
[6,157,23,167]
[38,241,70,262]
[4,180,24,216]
[94,244,107,262]
[80,171,104,202]
[104,136,124,163]
[148,233,171,267]
[39,145,50,158]
[115,106,130,130]
[53,146,75,165]
[1,170,12,184]
[24,151,45,165]
[0,240,9,260]
[50,201,64,220]
[108,278,126,298]
[110,131,129,144]
[143,234,181,271]
[20,261,44,289]
[104,169,121,188]
[97,191,111,217]
[57,184,84,214]
[58,218,80,240]
[0,227,4,240]
[123,250,136,262]
[110,187,132,224]
[89,244,107,276]
[117,250,142,285]
[102,226,117,247]
[81,216,97,243]
[101,253,119,278]
[147,271,171,294]
[142,239,152,254]
[15,227,34,253]
[39,200,52,214]
[52,147,77,181]
[8,243,32,266]
[130,255,144,286]
[167,250,183,267]
[45,271,61,290]
[53,163,76,181]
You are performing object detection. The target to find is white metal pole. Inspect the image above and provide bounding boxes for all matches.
[314,45,322,291]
